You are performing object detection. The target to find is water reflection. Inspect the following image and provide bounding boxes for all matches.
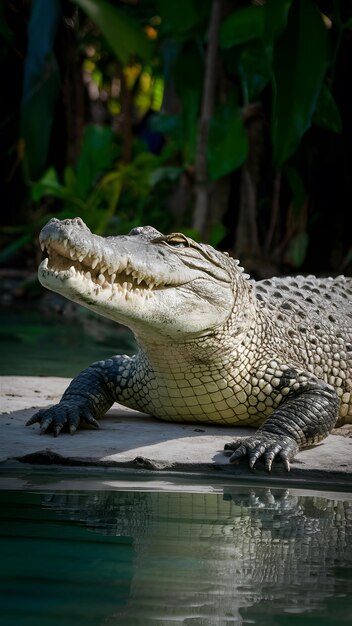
[1,487,351,625]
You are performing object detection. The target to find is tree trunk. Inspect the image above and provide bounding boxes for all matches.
[193,0,222,238]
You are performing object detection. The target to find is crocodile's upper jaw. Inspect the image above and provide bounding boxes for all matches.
[38,218,236,339]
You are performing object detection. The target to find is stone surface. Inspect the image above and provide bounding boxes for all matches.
[1,376,351,484]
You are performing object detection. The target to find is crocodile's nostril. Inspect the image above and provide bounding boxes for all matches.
[73,217,86,228]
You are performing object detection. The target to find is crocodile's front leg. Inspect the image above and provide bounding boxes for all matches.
[224,370,340,471]
[27,355,134,436]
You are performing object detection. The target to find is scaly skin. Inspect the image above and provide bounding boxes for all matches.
[27,217,352,470]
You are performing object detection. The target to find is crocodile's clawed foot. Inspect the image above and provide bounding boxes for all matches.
[224,432,299,472]
[26,402,100,436]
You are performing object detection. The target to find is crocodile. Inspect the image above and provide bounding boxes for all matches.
[27,217,352,470]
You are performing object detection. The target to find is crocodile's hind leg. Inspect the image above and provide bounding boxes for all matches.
[224,369,339,471]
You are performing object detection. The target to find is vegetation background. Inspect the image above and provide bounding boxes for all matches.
[1,0,351,284]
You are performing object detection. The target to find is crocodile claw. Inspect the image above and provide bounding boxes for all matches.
[26,402,100,435]
[224,432,299,472]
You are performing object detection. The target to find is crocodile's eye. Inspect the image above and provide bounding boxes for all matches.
[152,233,191,247]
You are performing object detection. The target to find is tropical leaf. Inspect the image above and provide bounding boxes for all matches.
[149,166,182,187]
[172,41,204,164]
[237,40,272,103]
[271,0,331,168]
[75,125,118,199]
[287,231,309,268]
[207,101,248,180]
[73,0,152,64]
[209,223,227,247]
[20,0,61,180]
[263,0,293,44]
[313,83,342,134]
[220,5,265,48]
[284,165,306,217]
[156,0,199,36]
[86,171,124,233]
[31,168,71,202]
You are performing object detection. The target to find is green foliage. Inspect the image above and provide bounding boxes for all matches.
[215,0,345,268]
[74,125,119,199]
[172,40,204,164]
[284,165,305,217]
[313,84,342,133]
[207,99,248,180]
[220,5,265,48]
[286,231,309,269]
[208,223,227,248]
[220,0,338,172]
[156,0,201,37]
[262,0,293,45]
[30,124,179,236]
[4,0,348,274]
[236,40,272,103]
[271,0,331,167]
[74,0,153,64]
[31,125,120,232]
[20,0,61,181]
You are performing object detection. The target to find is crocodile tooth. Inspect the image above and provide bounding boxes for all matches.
[40,241,45,251]
[100,265,108,274]
[63,239,68,249]
[148,282,154,290]
[125,267,131,276]
[78,253,85,262]
[122,282,128,290]
[127,283,133,291]
[108,266,116,276]
[97,274,105,285]
[136,276,143,285]
[69,249,75,259]
[91,257,99,270]
[42,258,48,268]
[85,271,91,280]
[69,265,75,273]
[110,273,116,284]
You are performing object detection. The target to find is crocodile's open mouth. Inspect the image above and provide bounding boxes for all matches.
[39,236,170,300]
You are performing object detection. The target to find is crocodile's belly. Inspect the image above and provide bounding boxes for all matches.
[121,358,352,426]
[128,372,280,427]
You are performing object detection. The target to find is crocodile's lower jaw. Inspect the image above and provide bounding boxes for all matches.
[38,259,154,304]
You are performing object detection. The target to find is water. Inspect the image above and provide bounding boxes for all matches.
[0,480,351,625]
[0,305,135,377]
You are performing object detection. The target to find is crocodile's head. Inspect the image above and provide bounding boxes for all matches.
[38,217,251,340]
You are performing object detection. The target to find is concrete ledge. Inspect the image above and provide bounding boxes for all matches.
[1,376,351,485]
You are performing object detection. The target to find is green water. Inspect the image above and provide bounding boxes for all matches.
[0,306,135,377]
[0,484,351,625]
